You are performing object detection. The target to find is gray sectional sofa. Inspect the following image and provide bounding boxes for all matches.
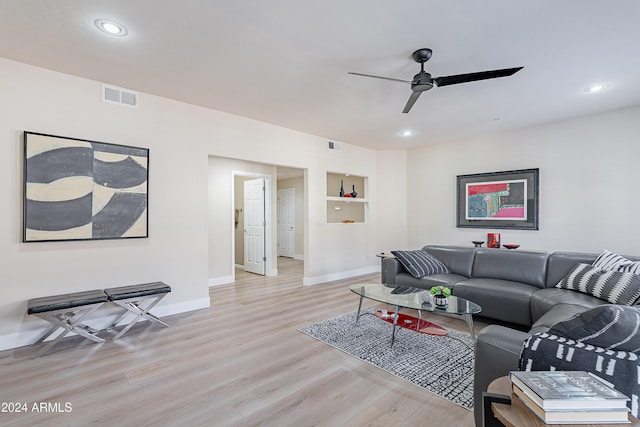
[381,245,640,426]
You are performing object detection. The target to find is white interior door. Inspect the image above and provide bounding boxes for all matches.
[277,188,295,258]
[244,178,265,275]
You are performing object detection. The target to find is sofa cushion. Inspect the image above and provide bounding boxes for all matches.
[422,245,476,277]
[555,263,640,305]
[391,250,449,279]
[472,249,548,289]
[530,287,606,323]
[545,252,599,288]
[453,278,537,327]
[548,305,640,352]
[529,303,592,335]
[395,272,467,290]
[593,249,635,271]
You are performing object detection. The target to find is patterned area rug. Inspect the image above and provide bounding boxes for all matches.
[299,308,475,410]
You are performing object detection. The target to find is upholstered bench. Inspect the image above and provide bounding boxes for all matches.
[104,282,171,339]
[27,289,109,358]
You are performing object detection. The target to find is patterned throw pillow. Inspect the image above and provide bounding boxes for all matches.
[548,305,640,351]
[621,261,640,275]
[592,249,633,271]
[391,250,449,279]
[555,263,640,305]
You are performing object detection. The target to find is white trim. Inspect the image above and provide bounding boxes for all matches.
[209,275,234,287]
[0,297,211,352]
[294,253,305,261]
[302,265,379,286]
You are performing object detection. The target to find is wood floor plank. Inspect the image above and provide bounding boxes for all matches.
[0,257,485,426]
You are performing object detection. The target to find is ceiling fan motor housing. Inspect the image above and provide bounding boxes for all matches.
[412,71,433,91]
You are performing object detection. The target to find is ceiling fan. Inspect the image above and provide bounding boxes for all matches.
[348,48,523,113]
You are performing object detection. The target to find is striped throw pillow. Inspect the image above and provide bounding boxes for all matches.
[556,263,640,305]
[592,249,633,271]
[548,305,640,352]
[391,250,449,279]
[621,261,640,275]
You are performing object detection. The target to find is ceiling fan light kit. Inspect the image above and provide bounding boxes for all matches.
[349,48,523,113]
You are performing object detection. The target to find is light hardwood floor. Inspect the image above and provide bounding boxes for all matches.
[0,258,487,426]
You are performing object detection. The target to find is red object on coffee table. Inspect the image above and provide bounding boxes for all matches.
[375,310,448,337]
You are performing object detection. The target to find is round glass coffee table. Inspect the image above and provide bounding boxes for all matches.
[349,283,482,346]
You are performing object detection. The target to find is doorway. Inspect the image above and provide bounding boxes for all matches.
[277,187,295,258]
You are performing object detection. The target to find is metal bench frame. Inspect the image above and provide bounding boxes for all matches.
[30,302,106,358]
[107,293,170,340]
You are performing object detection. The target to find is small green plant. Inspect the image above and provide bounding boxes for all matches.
[429,285,451,297]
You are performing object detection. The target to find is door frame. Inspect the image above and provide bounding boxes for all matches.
[231,171,275,280]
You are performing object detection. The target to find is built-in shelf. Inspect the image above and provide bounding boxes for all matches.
[326,196,368,203]
[326,172,368,223]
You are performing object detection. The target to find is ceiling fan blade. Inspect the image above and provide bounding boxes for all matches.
[433,67,523,87]
[402,91,423,113]
[348,72,412,84]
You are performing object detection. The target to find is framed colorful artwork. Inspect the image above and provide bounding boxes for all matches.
[456,168,539,230]
[23,131,149,242]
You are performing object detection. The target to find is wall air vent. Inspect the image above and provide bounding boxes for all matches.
[102,84,138,108]
[328,141,341,151]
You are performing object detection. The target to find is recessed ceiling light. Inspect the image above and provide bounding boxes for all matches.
[401,130,413,137]
[94,19,128,37]
[585,83,607,93]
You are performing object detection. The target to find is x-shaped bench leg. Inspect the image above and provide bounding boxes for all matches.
[109,294,169,340]
[31,303,105,358]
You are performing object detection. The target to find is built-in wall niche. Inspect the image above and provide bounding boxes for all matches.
[326,172,368,223]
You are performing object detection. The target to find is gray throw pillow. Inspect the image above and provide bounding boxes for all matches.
[555,263,640,305]
[391,250,449,279]
[548,305,640,352]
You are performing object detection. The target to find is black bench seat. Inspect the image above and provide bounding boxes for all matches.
[27,290,108,314]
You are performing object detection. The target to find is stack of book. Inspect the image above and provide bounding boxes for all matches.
[509,371,631,424]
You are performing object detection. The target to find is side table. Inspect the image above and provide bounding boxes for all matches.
[486,376,640,427]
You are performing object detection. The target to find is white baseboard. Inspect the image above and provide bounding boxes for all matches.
[208,275,234,287]
[293,254,304,261]
[302,265,379,286]
[0,297,211,352]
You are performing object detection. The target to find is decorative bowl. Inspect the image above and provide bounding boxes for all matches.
[503,244,520,250]
[472,241,484,247]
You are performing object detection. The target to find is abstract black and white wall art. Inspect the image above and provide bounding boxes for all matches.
[23,132,149,242]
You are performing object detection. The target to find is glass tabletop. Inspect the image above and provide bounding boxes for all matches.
[349,283,482,315]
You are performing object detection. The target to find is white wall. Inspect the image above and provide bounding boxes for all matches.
[406,106,640,254]
[0,58,407,349]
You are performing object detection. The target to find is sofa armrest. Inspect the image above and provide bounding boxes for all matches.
[382,257,403,286]
[473,325,529,427]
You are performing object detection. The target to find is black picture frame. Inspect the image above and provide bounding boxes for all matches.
[23,131,149,242]
[456,168,539,230]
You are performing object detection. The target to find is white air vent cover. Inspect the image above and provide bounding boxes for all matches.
[328,141,341,151]
[102,84,138,108]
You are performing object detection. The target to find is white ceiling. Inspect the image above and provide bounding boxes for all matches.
[1,1,639,150]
